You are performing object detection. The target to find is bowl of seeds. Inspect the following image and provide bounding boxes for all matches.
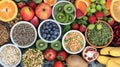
[10,21,37,48]
[0,44,21,67]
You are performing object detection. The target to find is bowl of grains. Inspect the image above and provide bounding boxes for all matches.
[62,30,86,54]
[10,21,37,48]
[0,44,21,67]
[0,23,9,46]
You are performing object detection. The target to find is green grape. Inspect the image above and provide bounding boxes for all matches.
[86,6,91,12]
[82,16,88,21]
[99,0,106,5]
[103,9,108,15]
[103,16,108,21]
[101,5,106,10]
[90,8,96,13]
[91,3,96,8]
[90,0,96,3]
[96,5,102,11]
[87,12,92,16]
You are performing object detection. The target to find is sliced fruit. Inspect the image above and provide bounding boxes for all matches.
[66,14,74,22]
[105,0,112,10]
[44,0,57,6]
[110,0,120,22]
[64,4,74,13]
[51,40,62,51]
[36,40,48,50]
[55,12,66,22]
[0,0,18,22]
[54,4,64,12]
[74,0,91,15]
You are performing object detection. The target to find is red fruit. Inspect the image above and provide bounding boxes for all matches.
[44,49,56,61]
[35,3,52,20]
[76,9,84,19]
[30,16,39,27]
[95,11,104,19]
[57,51,67,61]
[79,25,86,32]
[88,15,97,24]
[18,2,26,9]
[54,61,64,67]
[107,17,115,26]
[29,1,36,9]
[20,6,34,21]
[72,23,79,30]
[82,46,99,62]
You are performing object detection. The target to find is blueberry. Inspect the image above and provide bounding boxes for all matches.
[50,31,53,34]
[46,37,49,40]
[49,25,53,29]
[50,38,54,41]
[41,29,45,33]
[48,29,51,31]
[45,26,49,29]
[48,64,52,67]
[46,22,50,26]
[54,31,58,35]
[42,34,47,39]
[56,29,59,32]
[47,34,51,38]
[52,28,56,31]
[45,30,49,33]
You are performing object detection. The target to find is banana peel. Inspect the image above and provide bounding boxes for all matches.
[97,55,110,65]
[100,47,114,55]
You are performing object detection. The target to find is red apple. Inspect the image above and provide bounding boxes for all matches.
[30,16,39,27]
[20,6,34,21]
[44,49,56,61]
[35,3,52,20]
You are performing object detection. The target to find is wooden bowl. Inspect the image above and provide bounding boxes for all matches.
[85,20,113,48]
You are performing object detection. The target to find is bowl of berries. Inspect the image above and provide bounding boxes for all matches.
[38,19,62,43]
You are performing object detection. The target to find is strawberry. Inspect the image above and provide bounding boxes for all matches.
[54,61,64,67]
[79,25,86,32]
[29,1,36,9]
[95,11,104,19]
[76,9,84,19]
[30,16,39,27]
[107,17,115,26]
[72,23,79,30]
[57,51,67,61]
[88,15,97,24]
[18,2,26,9]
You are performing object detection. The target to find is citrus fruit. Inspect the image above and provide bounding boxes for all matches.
[0,0,18,22]
[105,0,112,10]
[44,0,56,6]
[74,0,91,15]
[110,0,120,22]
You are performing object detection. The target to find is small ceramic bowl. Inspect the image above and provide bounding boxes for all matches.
[85,21,113,48]
[38,19,62,43]
[0,44,22,67]
[62,30,86,54]
[10,21,37,48]
[52,1,76,25]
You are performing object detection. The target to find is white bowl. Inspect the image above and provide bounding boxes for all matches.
[62,30,86,54]
[10,21,37,48]
[52,1,76,25]
[38,19,62,43]
[0,44,22,67]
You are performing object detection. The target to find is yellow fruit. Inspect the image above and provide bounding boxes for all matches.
[107,60,120,67]
[44,0,56,6]
[110,0,120,22]
[111,58,120,64]
[100,47,114,55]
[0,0,18,22]
[110,48,120,57]
[97,55,110,65]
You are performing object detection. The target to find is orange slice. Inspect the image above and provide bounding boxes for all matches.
[74,0,91,15]
[44,0,57,6]
[110,0,120,22]
[0,0,18,22]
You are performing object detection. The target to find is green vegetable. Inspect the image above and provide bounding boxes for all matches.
[62,25,71,34]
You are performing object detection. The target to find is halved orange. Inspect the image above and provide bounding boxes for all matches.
[44,0,56,6]
[0,0,18,22]
[74,0,91,15]
[110,0,120,22]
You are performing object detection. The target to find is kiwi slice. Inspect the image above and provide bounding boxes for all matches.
[36,40,48,50]
[51,40,62,51]
[64,4,74,13]
[66,14,74,22]
[55,4,64,12]
[55,12,66,22]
